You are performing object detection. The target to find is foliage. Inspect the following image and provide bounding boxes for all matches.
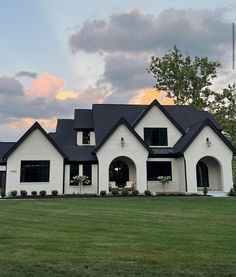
[0,188,5,198]
[148,45,221,109]
[211,84,236,147]
[100,190,107,197]
[51,190,58,196]
[121,188,129,196]
[39,190,46,197]
[157,176,172,193]
[144,190,152,196]
[31,191,37,196]
[73,175,90,185]
[20,190,27,197]
[132,189,139,196]
[203,187,208,196]
[229,188,235,196]
[10,190,17,197]
[111,188,119,196]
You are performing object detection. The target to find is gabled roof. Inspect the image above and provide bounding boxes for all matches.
[94,117,151,154]
[3,122,67,160]
[132,100,186,135]
[174,119,236,155]
[73,109,94,130]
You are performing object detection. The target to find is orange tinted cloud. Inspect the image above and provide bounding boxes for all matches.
[129,88,174,105]
[25,73,64,99]
[56,91,78,100]
[7,117,57,132]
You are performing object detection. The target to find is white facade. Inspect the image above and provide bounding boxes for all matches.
[1,101,235,196]
[5,129,64,196]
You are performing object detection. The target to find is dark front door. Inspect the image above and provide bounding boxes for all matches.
[0,171,6,190]
[109,160,129,187]
[196,161,209,187]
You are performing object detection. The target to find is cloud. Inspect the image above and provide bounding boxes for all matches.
[15,71,38,79]
[129,88,174,105]
[69,8,230,58]
[0,76,24,96]
[25,73,64,99]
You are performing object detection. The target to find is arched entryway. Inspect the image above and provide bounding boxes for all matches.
[109,156,136,188]
[196,156,222,191]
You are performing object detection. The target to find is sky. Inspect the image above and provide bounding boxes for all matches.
[1,0,236,141]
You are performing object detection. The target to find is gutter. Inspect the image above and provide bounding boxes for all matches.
[183,155,188,194]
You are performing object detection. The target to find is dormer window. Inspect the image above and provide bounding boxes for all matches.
[82,130,90,144]
[144,128,168,146]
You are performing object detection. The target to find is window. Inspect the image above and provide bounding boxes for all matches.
[83,163,92,185]
[20,161,50,182]
[83,130,90,144]
[0,171,6,189]
[70,162,79,186]
[147,162,172,181]
[144,128,168,146]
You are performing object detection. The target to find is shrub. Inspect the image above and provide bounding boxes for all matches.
[51,190,58,196]
[31,191,37,196]
[111,188,119,196]
[121,188,129,196]
[39,190,46,197]
[10,190,17,197]
[100,190,107,196]
[203,186,208,196]
[132,189,139,196]
[229,188,235,196]
[0,188,5,198]
[20,190,27,197]
[144,190,152,196]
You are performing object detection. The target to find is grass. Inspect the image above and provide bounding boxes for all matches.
[0,197,236,276]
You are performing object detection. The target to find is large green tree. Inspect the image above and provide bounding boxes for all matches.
[148,45,236,147]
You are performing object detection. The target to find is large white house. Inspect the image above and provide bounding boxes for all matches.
[0,100,235,195]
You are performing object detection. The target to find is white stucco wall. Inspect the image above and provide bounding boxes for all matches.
[64,164,98,194]
[134,105,182,147]
[6,129,64,195]
[147,157,184,193]
[184,126,234,193]
[96,124,149,193]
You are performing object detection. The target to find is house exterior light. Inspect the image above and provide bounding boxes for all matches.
[206,137,212,147]
[120,137,125,147]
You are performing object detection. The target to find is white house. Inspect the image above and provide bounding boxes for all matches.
[0,100,235,195]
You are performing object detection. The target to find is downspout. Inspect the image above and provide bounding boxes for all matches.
[183,155,188,194]
[62,159,65,195]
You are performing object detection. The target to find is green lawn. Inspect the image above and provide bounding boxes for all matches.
[0,197,236,277]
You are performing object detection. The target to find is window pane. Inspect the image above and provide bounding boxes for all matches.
[20,161,50,182]
[70,162,79,186]
[144,128,168,146]
[147,162,172,181]
[83,163,91,186]
[83,130,90,144]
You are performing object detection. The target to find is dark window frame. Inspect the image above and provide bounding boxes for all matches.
[147,161,172,181]
[144,128,168,146]
[20,160,50,183]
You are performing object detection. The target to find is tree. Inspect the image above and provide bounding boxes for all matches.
[73,175,90,194]
[157,176,171,193]
[211,83,236,146]
[147,45,221,110]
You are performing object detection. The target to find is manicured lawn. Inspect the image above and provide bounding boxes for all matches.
[0,197,236,276]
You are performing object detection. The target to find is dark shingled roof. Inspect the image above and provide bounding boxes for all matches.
[73,109,94,129]
[0,142,15,164]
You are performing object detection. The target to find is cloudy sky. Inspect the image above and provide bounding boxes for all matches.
[1,0,236,141]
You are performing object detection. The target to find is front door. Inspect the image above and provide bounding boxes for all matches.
[109,160,129,187]
[196,161,209,187]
